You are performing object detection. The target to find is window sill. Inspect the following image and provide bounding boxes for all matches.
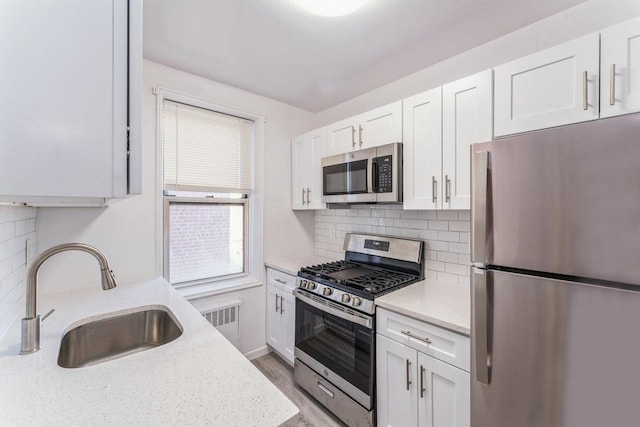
[175,276,262,301]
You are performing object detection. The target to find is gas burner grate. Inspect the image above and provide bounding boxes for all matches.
[345,269,418,293]
[300,260,359,276]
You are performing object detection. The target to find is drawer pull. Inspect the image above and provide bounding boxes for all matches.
[401,330,432,344]
[274,278,287,285]
[317,382,334,398]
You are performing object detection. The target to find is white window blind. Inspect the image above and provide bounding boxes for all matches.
[163,100,254,193]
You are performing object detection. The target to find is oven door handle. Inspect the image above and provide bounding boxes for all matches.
[294,289,372,329]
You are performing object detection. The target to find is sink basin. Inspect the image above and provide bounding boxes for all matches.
[57,306,183,368]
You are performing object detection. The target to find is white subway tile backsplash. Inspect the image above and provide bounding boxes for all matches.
[0,206,36,340]
[315,207,470,284]
[436,210,459,221]
[428,220,449,231]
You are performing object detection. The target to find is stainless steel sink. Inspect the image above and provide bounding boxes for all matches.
[57,306,183,368]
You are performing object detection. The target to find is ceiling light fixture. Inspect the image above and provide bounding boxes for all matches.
[293,0,368,17]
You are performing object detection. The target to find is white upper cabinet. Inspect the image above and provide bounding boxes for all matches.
[292,127,326,210]
[600,17,640,118]
[494,32,600,137]
[442,70,493,210]
[0,0,141,205]
[403,70,492,210]
[403,88,443,210]
[326,101,402,156]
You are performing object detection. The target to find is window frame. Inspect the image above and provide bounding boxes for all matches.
[154,87,264,299]
[163,196,250,288]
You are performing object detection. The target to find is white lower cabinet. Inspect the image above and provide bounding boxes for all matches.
[377,309,470,427]
[266,268,296,364]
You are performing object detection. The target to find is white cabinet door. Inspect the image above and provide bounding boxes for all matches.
[418,353,470,427]
[0,0,139,202]
[600,17,640,118]
[266,284,282,350]
[377,334,418,427]
[494,32,600,136]
[326,118,356,156]
[358,101,403,150]
[291,135,310,210]
[325,101,402,156]
[403,88,442,210]
[291,128,326,210]
[307,128,326,209]
[280,291,296,364]
[442,70,493,210]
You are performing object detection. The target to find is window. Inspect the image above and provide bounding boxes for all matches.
[161,98,255,287]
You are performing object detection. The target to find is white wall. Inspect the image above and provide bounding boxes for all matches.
[312,0,640,126]
[0,206,37,340]
[37,60,316,355]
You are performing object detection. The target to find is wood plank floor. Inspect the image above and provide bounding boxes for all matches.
[252,352,346,427]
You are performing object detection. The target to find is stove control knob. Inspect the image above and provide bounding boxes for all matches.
[352,297,362,307]
[299,280,307,289]
[323,288,333,296]
[307,282,317,290]
[341,294,351,303]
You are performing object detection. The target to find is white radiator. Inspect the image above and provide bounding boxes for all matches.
[201,299,241,349]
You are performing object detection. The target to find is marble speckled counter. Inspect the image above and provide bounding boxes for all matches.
[375,279,471,336]
[0,277,298,426]
[265,255,333,276]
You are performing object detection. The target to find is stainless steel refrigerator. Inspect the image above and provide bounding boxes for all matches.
[470,113,640,427]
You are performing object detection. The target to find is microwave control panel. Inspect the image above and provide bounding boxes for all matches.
[374,155,393,193]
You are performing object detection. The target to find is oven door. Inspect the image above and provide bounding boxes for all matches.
[321,148,376,203]
[294,289,374,409]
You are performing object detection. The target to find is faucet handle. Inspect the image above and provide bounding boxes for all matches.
[41,309,55,323]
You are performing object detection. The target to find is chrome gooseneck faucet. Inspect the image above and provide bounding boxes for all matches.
[20,243,117,355]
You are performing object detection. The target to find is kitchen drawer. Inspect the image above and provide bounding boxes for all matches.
[266,268,297,293]
[376,307,470,371]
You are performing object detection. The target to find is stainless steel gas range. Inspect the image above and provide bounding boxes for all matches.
[293,233,424,427]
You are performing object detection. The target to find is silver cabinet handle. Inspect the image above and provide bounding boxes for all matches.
[432,176,437,203]
[472,151,489,265]
[420,365,426,398]
[406,359,412,390]
[445,175,451,203]
[610,63,616,106]
[401,330,432,344]
[317,382,334,398]
[359,124,363,146]
[274,278,287,285]
[306,187,311,205]
[351,126,356,149]
[275,293,280,312]
[583,70,588,110]
[301,188,306,205]
[473,268,492,385]
[280,295,285,315]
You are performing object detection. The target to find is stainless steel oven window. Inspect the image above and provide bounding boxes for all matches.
[163,195,249,286]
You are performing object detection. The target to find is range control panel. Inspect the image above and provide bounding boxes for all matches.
[364,239,390,252]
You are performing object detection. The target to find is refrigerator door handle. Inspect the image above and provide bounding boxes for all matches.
[473,150,489,265]
[474,268,492,385]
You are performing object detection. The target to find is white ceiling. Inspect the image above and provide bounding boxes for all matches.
[144,0,587,112]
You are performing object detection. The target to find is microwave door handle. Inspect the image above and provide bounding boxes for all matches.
[372,159,379,193]
[367,157,374,195]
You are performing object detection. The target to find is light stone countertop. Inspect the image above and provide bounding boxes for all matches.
[0,277,298,426]
[265,255,334,277]
[375,279,471,336]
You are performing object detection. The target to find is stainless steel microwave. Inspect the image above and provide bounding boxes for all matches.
[321,143,402,204]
